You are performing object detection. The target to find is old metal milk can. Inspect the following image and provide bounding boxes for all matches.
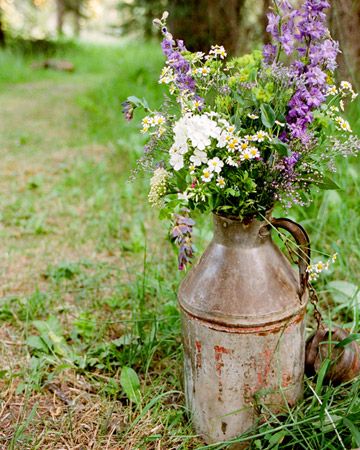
[178,214,310,443]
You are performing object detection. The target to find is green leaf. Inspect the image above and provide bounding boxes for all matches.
[343,417,360,447]
[127,95,143,107]
[315,358,331,395]
[335,333,360,348]
[260,104,276,128]
[26,335,50,353]
[268,430,286,445]
[314,176,341,190]
[120,366,141,404]
[272,138,291,157]
[327,280,360,304]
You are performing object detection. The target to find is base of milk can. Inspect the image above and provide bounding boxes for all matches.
[181,308,306,444]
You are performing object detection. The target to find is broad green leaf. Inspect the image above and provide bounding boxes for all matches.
[314,176,341,190]
[260,104,276,128]
[327,280,360,304]
[120,366,141,404]
[272,138,291,157]
[127,95,143,107]
[26,335,49,353]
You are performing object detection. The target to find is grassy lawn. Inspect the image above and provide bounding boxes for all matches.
[0,40,359,449]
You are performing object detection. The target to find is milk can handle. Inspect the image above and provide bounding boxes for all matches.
[271,217,311,298]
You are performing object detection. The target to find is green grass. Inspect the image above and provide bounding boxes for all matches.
[0,39,359,449]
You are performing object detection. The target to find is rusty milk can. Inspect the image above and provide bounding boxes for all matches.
[178,214,310,443]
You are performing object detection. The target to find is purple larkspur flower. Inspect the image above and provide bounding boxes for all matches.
[160,34,200,98]
[177,39,186,51]
[161,38,173,58]
[266,13,280,38]
[310,39,339,71]
[263,43,277,63]
[170,209,195,270]
[263,0,340,144]
[284,151,300,175]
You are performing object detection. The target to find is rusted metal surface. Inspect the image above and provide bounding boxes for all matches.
[305,327,360,384]
[179,214,310,443]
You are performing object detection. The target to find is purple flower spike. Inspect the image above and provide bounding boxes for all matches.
[170,209,195,271]
[263,0,340,143]
[263,43,277,63]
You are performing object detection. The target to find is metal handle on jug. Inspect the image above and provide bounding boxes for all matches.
[270,217,311,298]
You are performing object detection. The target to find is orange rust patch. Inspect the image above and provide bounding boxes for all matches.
[282,373,292,388]
[195,340,202,369]
[257,348,273,386]
[214,345,233,377]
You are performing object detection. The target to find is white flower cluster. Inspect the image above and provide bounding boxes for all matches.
[340,81,358,101]
[208,45,227,60]
[307,253,337,282]
[169,114,222,171]
[335,116,352,133]
[193,67,211,77]
[148,167,170,207]
[142,115,166,137]
[168,113,268,176]
[159,66,175,85]
[217,125,266,163]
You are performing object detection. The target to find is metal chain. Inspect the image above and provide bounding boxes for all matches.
[307,282,325,330]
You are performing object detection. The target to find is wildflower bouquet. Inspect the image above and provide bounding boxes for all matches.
[123,1,359,270]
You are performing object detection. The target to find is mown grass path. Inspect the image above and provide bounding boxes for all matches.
[0,75,118,297]
[0,49,187,450]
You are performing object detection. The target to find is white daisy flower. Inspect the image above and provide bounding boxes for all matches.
[209,45,227,59]
[340,81,353,91]
[240,149,253,161]
[208,157,224,173]
[201,168,213,182]
[253,130,268,142]
[248,113,259,120]
[197,67,211,77]
[335,117,352,133]
[154,114,166,125]
[226,137,240,152]
[249,146,260,158]
[326,85,338,96]
[216,177,226,188]
[226,156,237,167]
[239,141,249,151]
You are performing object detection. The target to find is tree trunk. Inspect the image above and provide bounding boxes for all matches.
[0,8,5,47]
[169,0,246,55]
[56,0,65,36]
[207,0,246,55]
[262,0,272,44]
[73,11,81,36]
[329,0,360,88]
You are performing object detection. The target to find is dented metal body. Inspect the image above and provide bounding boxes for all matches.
[178,214,310,443]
